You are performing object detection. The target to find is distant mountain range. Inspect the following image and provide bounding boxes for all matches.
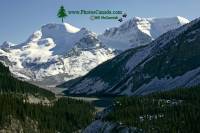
[64,17,200,96]
[0,16,189,88]
[99,16,189,50]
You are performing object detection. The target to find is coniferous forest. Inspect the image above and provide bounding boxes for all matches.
[106,87,200,133]
[0,63,95,132]
[0,63,55,99]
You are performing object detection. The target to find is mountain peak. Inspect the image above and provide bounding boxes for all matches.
[176,16,190,24]
[0,22,116,85]
[0,41,15,50]
[99,16,189,50]
[129,16,189,22]
[24,23,92,55]
[41,23,80,34]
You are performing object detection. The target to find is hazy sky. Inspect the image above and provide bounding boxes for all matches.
[0,0,199,45]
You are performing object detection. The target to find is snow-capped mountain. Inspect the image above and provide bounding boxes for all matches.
[66,17,200,96]
[99,16,189,51]
[0,17,189,88]
[0,23,115,86]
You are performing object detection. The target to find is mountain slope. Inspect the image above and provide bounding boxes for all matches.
[104,86,200,133]
[0,62,55,99]
[0,62,95,132]
[67,17,200,96]
[83,86,200,133]
[0,23,116,87]
[99,16,189,51]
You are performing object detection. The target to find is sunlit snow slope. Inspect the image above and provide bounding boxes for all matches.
[0,23,115,87]
[99,16,189,50]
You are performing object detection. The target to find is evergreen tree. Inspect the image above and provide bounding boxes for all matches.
[57,5,67,23]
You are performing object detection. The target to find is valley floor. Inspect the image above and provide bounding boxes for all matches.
[60,95,114,113]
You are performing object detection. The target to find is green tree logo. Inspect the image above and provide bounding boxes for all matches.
[57,5,68,23]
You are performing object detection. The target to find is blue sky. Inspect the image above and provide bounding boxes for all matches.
[0,0,199,45]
